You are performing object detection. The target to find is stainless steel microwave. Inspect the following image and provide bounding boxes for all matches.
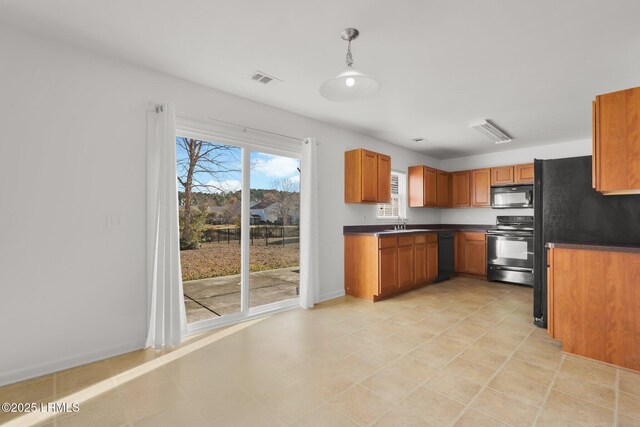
[491,185,533,209]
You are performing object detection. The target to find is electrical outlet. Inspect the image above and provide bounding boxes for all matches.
[106,214,124,229]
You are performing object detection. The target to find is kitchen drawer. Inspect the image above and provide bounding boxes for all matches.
[398,236,415,247]
[414,234,427,244]
[463,232,486,241]
[379,236,397,249]
[426,234,437,243]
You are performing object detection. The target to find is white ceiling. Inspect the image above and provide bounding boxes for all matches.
[2,0,640,159]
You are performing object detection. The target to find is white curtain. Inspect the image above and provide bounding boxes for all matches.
[299,138,319,309]
[146,102,186,349]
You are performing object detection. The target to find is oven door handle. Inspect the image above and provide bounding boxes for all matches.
[488,234,532,239]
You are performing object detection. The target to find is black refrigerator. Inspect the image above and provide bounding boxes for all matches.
[533,156,640,328]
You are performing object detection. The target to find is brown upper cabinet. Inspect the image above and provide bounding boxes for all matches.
[514,164,534,184]
[410,162,533,209]
[436,171,452,207]
[592,86,640,195]
[452,171,471,207]
[491,166,514,185]
[344,149,391,203]
[490,164,534,186]
[471,168,491,207]
[408,166,437,207]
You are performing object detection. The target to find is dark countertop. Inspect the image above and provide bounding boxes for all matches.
[343,224,493,236]
[546,242,640,255]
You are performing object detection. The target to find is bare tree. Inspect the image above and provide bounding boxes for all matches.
[176,137,240,243]
[271,178,300,226]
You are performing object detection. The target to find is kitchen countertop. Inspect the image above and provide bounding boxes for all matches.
[343,224,493,236]
[546,242,640,255]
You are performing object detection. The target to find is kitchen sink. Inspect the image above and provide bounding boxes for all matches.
[379,229,424,234]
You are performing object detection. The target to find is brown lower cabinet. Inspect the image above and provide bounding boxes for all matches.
[547,245,640,371]
[344,233,438,301]
[455,231,487,276]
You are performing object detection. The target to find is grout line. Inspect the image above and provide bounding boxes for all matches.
[613,369,620,427]
[448,315,540,427]
[531,353,566,426]
[359,282,528,426]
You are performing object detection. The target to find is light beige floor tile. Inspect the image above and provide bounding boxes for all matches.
[54,360,113,397]
[390,327,436,344]
[121,377,188,422]
[426,370,482,404]
[440,322,489,345]
[459,347,508,370]
[107,348,160,375]
[387,308,431,326]
[330,384,392,426]
[325,354,382,383]
[407,344,457,369]
[260,379,327,424]
[386,355,439,383]
[553,372,616,409]
[488,371,549,407]
[361,369,418,403]
[56,390,127,427]
[236,367,296,400]
[425,335,470,355]
[439,357,496,386]
[293,404,359,427]
[372,406,431,427]
[618,413,640,427]
[133,401,207,427]
[513,345,563,371]
[301,369,357,401]
[402,386,466,426]
[536,389,614,426]
[213,403,283,427]
[454,408,510,427]
[557,358,617,389]
[619,392,640,421]
[471,335,521,356]
[472,388,539,427]
[620,370,640,397]
[500,357,557,387]
[0,374,54,403]
[378,333,424,355]
[356,343,403,366]
[190,386,256,424]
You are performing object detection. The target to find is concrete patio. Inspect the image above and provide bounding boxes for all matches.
[183,267,299,323]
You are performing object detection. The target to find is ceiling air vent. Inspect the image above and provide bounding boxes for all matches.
[470,119,512,144]
[249,71,282,85]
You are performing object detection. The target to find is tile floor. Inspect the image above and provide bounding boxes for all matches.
[2,276,640,426]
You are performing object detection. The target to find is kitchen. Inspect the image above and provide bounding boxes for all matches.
[2,2,640,425]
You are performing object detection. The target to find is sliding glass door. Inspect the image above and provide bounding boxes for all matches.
[249,151,301,308]
[175,130,300,328]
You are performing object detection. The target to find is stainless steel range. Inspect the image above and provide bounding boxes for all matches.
[487,216,534,286]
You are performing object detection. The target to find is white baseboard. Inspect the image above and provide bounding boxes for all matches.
[0,338,145,387]
[318,289,345,303]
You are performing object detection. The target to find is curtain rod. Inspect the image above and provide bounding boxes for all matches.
[158,106,306,143]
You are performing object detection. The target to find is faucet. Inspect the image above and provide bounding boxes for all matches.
[395,216,407,230]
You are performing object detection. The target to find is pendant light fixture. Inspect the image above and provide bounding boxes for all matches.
[320,28,381,102]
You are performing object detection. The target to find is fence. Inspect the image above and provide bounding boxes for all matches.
[203,225,300,246]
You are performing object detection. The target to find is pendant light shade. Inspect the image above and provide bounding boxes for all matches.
[319,68,381,102]
[320,28,381,102]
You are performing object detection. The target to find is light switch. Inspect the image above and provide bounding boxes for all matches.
[106,214,124,228]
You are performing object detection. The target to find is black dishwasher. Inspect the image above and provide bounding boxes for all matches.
[433,232,455,283]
